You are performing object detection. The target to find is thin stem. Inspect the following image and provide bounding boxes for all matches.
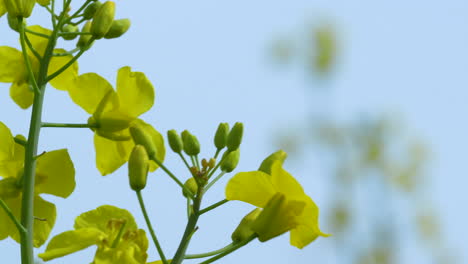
[214,149,221,159]
[50,0,56,27]
[24,34,42,62]
[198,235,256,264]
[203,172,225,193]
[194,155,200,170]
[190,156,197,168]
[171,193,202,264]
[0,199,26,234]
[25,29,51,39]
[149,154,194,198]
[178,153,192,171]
[110,220,127,248]
[68,0,93,21]
[186,197,191,219]
[136,191,168,264]
[41,122,95,128]
[59,31,92,36]
[46,46,87,82]
[19,20,40,95]
[185,243,235,259]
[198,199,229,216]
[69,17,87,26]
[14,137,28,146]
[53,47,80,57]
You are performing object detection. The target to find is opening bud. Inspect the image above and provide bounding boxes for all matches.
[167,129,183,153]
[104,18,131,39]
[220,149,240,173]
[128,145,149,191]
[77,21,93,49]
[130,124,157,158]
[214,122,229,149]
[226,122,243,152]
[90,1,115,39]
[258,150,287,174]
[83,1,102,20]
[181,130,200,156]
[231,208,262,242]
[182,177,198,198]
[4,0,36,18]
[61,24,79,40]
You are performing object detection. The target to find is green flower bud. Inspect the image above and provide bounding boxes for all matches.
[167,129,183,153]
[182,177,198,198]
[77,21,93,48]
[220,149,240,173]
[231,208,261,242]
[90,1,115,39]
[83,1,102,20]
[61,24,79,40]
[104,18,131,39]
[130,124,157,158]
[214,122,229,149]
[181,130,200,156]
[226,122,243,152]
[258,150,287,174]
[7,13,20,32]
[128,145,149,191]
[4,0,36,18]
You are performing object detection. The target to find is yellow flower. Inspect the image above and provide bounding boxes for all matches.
[39,205,149,264]
[0,25,78,109]
[0,122,75,247]
[225,156,329,249]
[67,66,165,175]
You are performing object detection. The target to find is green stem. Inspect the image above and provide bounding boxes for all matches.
[185,243,235,259]
[150,155,194,198]
[24,29,51,39]
[178,153,192,171]
[46,46,87,82]
[197,235,256,264]
[136,191,168,264]
[110,220,127,248]
[198,199,228,215]
[52,47,80,57]
[171,194,202,264]
[19,20,40,95]
[194,155,200,170]
[14,137,28,146]
[203,172,225,193]
[0,198,26,234]
[24,34,42,62]
[41,122,95,128]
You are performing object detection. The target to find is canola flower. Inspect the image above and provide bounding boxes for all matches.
[225,151,329,249]
[0,25,78,109]
[39,205,149,264]
[0,122,75,247]
[67,66,165,175]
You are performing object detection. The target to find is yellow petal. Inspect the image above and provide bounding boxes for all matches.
[0,46,25,82]
[252,193,304,242]
[48,49,78,91]
[269,161,306,200]
[9,195,56,247]
[289,198,330,249]
[10,81,34,109]
[0,122,14,161]
[225,171,276,208]
[35,149,75,198]
[94,133,133,175]
[68,73,114,114]
[116,66,154,118]
[0,137,26,178]
[39,228,105,261]
[74,205,138,232]
[0,196,17,240]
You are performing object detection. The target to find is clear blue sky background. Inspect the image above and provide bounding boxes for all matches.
[1,0,467,263]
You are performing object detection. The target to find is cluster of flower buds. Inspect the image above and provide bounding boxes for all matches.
[4,0,36,18]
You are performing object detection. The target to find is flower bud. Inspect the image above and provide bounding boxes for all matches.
[214,122,229,149]
[182,177,198,198]
[83,1,102,20]
[77,21,93,48]
[130,124,157,158]
[167,129,183,153]
[258,150,287,174]
[128,145,149,191]
[226,122,243,152]
[208,158,216,168]
[90,1,115,39]
[61,24,79,40]
[220,149,240,173]
[7,13,20,32]
[104,18,131,39]
[4,0,36,18]
[181,130,200,156]
[231,208,261,242]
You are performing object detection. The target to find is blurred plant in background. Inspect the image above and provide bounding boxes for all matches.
[270,21,456,264]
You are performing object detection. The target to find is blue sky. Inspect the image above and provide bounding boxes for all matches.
[1,0,467,263]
